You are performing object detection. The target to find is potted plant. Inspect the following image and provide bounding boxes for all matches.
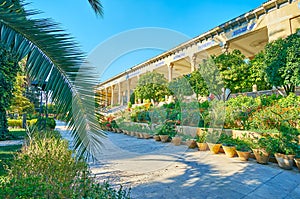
[235,138,252,161]
[273,125,300,170]
[157,120,176,143]
[251,134,275,164]
[183,135,197,149]
[219,134,237,158]
[196,130,208,151]
[172,135,182,146]
[206,129,222,154]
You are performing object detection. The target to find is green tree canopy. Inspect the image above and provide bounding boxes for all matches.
[214,49,252,93]
[168,75,193,100]
[0,42,19,139]
[135,72,170,102]
[8,74,34,116]
[249,52,272,91]
[264,33,300,95]
[187,70,209,99]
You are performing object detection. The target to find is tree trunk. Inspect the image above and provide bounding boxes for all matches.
[0,108,9,140]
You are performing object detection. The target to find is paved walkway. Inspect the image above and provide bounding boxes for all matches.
[55,122,300,199]
[0,140,23,146]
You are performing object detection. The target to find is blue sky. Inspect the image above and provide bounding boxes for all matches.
[26,0,266,81]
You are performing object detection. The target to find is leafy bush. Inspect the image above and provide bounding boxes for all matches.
[8,119,37,128]
[36,117,56,130]
[0,135,131,199]
[225,95,258,129]
[250,105,300,130]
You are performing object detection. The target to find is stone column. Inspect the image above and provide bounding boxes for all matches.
[118,82,121,105]
[222,42,229,54]
[190,54,197,72]
[105,87,108,106]
[127,79,131,104]
[111,85,114,106]
[168,63,174,82]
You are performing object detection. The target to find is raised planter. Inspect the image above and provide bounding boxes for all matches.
[172,136,182,146]
[252,148,270,164]
[196,142,208,151]
[159,135,169,143]
[275,153,295,170]
[236,151,251,161]
[207,143,222,154]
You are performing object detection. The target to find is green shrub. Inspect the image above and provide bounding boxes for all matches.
[225,95,258,129]
[36,117,56,130]
[8,119,37,128]
[0,136,131,199]
[250,105,300,130]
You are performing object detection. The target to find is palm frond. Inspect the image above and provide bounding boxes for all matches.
[0,0,105,159]
[88,0,103,16]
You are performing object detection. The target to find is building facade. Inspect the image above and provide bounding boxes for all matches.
[97,0,300,106]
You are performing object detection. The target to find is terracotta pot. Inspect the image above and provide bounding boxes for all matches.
[222,145,236,158]
[186,140,197,149]
[294,158,300,171]
[143,133,151,139]
[138,132,144,138]
[130,132,135,136]
[197,142,208,151]
[275,153,295,170]
[172,137,182,146]
[207,143,222,154]
[159,135,169,143]
[236,150,251,161]
[153,135,161,141]
[252,148,270,164]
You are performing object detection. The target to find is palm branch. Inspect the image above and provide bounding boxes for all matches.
[0,0,105,159]
[88,0,103,16]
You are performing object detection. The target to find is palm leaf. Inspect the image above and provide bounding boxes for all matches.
[0,0,105,159]
[88,0,103,16]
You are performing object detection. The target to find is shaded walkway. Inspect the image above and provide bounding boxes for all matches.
[55,122,300,199]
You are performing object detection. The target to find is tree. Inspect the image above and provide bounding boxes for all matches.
[135,72,170,102]
[249,52,271,91]
[214,49,252,93]
[0,0,104,157]
[168,75,193,100]
[264,33,300,95]
[0,43,19,139]
[9,74,34,117]
[187,70,209,99]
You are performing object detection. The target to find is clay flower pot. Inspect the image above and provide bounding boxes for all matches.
[294,158,300,171]
[138,133,144,139]
[159,135,169,143]
[172,136,182,146]
[153,135,161,141]
[236,150,251,161]
[186,140,197,149]
[275,153,295,170]
[207,143,222,154]
[222,145,236,158]
[143,133,151,139]
[197,142,208,151]
[130,132,135,136]
[252,148,270,164]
